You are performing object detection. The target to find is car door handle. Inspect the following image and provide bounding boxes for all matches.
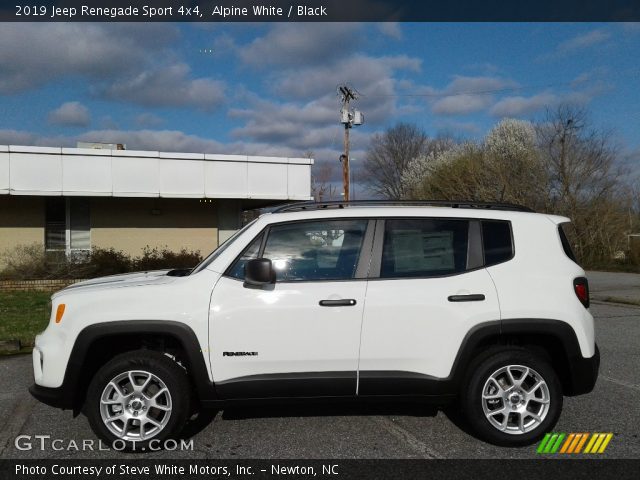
[447,294,486,302]
[319,299,357,307]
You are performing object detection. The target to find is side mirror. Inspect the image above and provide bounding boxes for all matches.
[244,258,275,288]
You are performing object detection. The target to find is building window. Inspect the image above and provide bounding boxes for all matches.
[45,198,91,254]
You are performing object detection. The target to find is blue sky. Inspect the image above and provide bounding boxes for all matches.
[0,22,639,183]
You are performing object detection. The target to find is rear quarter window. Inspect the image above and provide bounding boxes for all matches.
[481,220,513,266]
[558,222,578,263]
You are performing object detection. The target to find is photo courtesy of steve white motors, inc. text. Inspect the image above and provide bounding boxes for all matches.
[15,463,337,477]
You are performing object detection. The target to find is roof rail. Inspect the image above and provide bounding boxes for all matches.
[272,200,534,213]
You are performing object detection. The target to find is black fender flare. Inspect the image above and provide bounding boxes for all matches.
[39,320,217,410]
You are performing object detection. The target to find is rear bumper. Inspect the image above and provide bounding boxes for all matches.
[565,344,600,396]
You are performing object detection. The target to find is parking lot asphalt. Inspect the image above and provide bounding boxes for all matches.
[0,272,638,459]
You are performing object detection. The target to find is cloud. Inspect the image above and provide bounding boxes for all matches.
[432,95,494,115]
[490,92,558,117]
[48,102,91,127]
[134,113,165,128]
[230,97,341,149]
[103,63,226,111]
[378,23,402,40]
[489,83,607,117]
[428,75,517,115]
[558,29,611,54]
[433,120,481,135]
[238,23,363,67]
[539,28,611,61]
[0,23,178,94]
[621,23,640,34]
[222,51,420,161]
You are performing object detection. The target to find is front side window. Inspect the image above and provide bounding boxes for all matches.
[261,219,368,282]
[381,219,469,278]
[226,233,263,279]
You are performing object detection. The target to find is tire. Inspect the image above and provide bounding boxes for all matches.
[85,349,191,451]
[461,347,562,446]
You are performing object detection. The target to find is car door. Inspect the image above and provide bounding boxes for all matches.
[358,217,501,395]
[209,218,374,399]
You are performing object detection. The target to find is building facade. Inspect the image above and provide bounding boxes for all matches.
[0,145,312,263]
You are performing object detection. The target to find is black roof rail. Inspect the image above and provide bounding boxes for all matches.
[271,200,534,213]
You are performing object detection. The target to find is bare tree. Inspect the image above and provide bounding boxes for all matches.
[363,123,428,199]
[310,160,337,202]
[536,105,629,265]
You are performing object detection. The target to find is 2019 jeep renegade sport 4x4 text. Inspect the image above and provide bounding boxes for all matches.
[30,201,599,448]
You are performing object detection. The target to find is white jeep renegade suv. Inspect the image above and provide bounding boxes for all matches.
[30,201,599,448]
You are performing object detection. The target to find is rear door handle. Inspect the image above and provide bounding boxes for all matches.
[319,299,357,307]
[448,294,485,302]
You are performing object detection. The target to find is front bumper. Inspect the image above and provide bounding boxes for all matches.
[565,344,600,396]
[29,383,76,410]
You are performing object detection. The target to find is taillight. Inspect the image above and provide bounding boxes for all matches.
[574,277,590,308]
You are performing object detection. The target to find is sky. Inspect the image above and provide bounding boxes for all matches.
[0,22,639,189]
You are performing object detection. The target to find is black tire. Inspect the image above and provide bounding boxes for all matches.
[461,347,562,446]
[85,349,191,452]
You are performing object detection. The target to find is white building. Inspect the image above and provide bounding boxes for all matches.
[0,144,312,260]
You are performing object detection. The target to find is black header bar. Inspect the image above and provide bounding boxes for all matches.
[1,0,640,22]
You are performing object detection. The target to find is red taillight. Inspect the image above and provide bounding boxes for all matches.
[574,278,590,308]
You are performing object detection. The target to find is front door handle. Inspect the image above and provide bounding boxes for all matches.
[448,294,486,302]
[319,299,357,307]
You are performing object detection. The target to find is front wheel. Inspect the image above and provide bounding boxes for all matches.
[85,350,191,451]
[461,348,562,446]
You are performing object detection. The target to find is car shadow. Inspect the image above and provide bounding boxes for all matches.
[218,401,440,420]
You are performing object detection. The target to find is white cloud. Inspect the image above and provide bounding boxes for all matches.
[0,24,178,94]
[538,28,611,61]
[427,75,517,115]
[432,94,494,115]
[103,63,226,111]
[134,113,165,128]
[490,92,558,117]
[557,29,611,54]
[238,23,363,67]
[48,102,91,127]
[378,23,402,40]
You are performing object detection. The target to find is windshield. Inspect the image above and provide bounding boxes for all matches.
[190,219,259,275]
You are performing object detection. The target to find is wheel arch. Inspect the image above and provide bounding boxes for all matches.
[449,319,590,396]
[64,321,217,411]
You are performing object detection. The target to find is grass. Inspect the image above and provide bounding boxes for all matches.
[598,296,640,307]
[0,291,51,346]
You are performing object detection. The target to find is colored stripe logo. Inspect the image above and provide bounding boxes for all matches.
[537,433,613,454]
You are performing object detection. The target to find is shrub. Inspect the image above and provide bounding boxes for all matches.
[0,244,203,280]
[134,246,202,271]
[0,244,50,280]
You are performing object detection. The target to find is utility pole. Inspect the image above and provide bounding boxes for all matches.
[338,84,363,201]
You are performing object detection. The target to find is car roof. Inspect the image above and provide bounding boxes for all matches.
[262,205,567,224]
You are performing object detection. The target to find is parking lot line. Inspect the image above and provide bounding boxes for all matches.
[0,393,36,457]
[369,416,442,459]
[599,375,640,392]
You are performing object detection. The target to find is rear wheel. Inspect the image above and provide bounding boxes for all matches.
[85,350,190,451]
[461,348,562,446]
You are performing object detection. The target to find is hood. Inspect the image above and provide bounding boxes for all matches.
[54,270,178,296]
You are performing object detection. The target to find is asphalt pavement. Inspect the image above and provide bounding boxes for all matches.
[0,271,638,459]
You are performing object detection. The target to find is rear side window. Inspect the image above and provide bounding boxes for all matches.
[482,221,513,266]
[381,219,469,278]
